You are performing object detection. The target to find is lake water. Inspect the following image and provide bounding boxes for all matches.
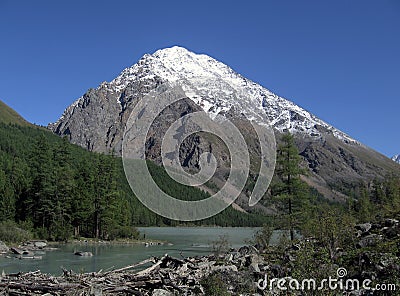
[0,227,258,275]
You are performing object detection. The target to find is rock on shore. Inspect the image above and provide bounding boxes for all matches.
[0,241,8,253]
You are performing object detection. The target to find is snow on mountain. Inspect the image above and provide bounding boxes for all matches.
[392,155,400,164]
[52,46,358,145]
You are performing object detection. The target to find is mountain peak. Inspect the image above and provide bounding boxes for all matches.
[109,47,358,144]
[49,46,400,200]
[51,46,361,145]
[392,155,400,164]
[153,45,193,57]
[51,46,360,146]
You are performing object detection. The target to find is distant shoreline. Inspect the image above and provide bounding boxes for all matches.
[63,238,168,246]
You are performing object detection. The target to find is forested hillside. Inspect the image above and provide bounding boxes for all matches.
[0,101,30,126]
[0,123,267,241]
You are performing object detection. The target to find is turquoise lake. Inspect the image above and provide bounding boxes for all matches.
[0,227,259,275]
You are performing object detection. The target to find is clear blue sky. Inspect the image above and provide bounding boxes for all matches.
[0,0,399,157]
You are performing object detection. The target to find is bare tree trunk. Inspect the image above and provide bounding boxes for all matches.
[289,197,294,241]
[95,212,100,239]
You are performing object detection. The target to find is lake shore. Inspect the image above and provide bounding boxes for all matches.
[1,216,399,295]
[1,238,168,252]
[0,245,259,295]
[63,238,168,246]
[0,227,258,276]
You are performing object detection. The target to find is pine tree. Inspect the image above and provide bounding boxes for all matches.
[92,154,120,239]
[382,175,400,214]
[71,157,93,237]
[357,186,373,222]
[0,168,15,221]
[274,133,307,241]
[29,134,56,234]
[52,137,75,240]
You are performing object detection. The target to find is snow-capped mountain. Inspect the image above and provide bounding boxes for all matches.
[52,46,356,145]
[50,46,398,199]
[393,155,400,164]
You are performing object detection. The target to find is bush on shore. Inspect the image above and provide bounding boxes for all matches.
[0,220,32,243]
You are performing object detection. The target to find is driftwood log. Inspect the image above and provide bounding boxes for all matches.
[0,254,203,295]
[0,247,264,295]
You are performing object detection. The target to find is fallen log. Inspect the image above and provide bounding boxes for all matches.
[0,247,265,295]
[133,255,168,277]
[103,257,156,275]
[0,282,83,293]
[74,251,93,257]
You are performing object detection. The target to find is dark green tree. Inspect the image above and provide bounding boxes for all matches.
[380,175,400,215]
[9,157,29,203]
[274,133,307,241]
[357,186,373,222]
[52,137,75,240]
[29,134,56,234]
[91,154,120,239]
[0,168,15,221]
[71,157,93,237]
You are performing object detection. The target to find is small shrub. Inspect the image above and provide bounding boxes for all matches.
[201,273,230,296]
[107,226,140,240]
[253,224,274,250]
[212,234,231,258]
[0,220,32,243]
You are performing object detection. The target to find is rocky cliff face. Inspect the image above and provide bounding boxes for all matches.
[49,46,399,199]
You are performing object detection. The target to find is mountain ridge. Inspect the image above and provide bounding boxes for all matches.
[0,100,31,126]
